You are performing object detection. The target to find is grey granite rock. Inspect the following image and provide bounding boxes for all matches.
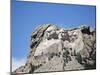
[13,24,96,74]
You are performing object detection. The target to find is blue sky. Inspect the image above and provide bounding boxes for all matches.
[12,0,96,68]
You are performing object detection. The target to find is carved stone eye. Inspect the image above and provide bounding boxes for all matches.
[70,48,72,50]
[41,52,43,55]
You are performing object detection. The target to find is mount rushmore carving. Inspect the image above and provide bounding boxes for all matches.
[13,24,96,74]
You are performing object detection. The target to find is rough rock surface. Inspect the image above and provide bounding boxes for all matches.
[13,24,96,74]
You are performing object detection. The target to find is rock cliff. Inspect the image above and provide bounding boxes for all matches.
[13,24,96,74]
